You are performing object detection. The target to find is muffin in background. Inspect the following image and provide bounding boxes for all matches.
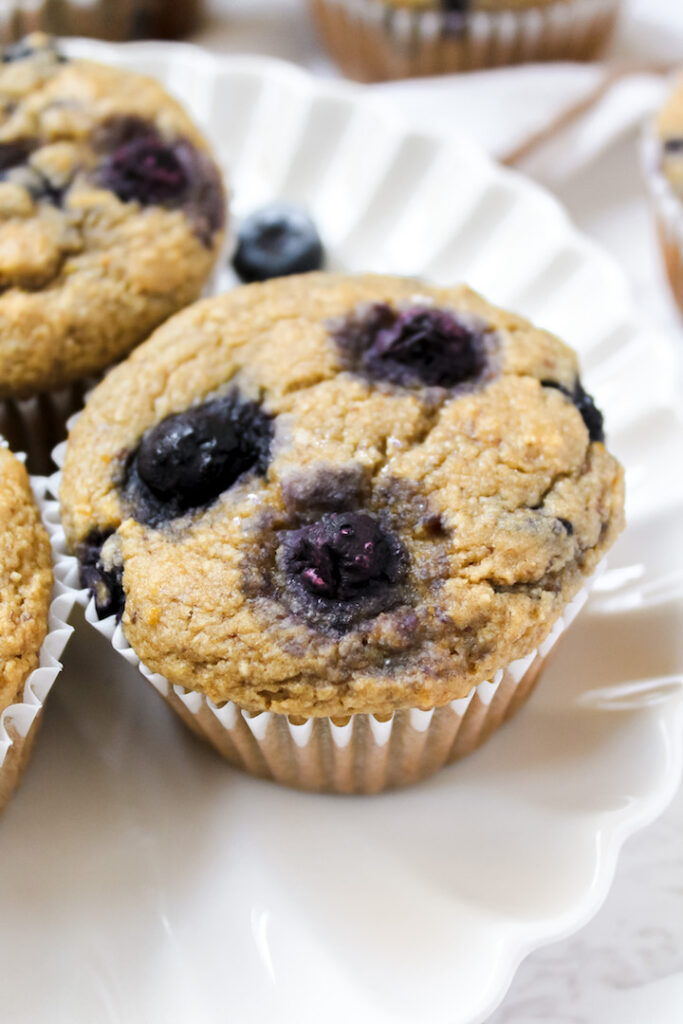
[0,33,226,469]
[0,1,202,43]
[309,0,621,82]
[57,272,625,794]
[643,74,683,316]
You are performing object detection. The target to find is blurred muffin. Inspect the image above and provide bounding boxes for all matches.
[0,33,225,468]
[310,0,621,82]
[0,1,202,43]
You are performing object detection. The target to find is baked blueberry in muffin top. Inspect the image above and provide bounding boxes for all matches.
[0,34,225,398]
[60,273,625,719]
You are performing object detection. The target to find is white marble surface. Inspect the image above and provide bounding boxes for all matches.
[191,2,683,1021]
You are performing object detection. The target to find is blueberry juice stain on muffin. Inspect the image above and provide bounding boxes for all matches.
[95,116,225,246]
[332,301,492,390]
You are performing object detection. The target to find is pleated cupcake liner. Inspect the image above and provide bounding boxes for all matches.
[0,380,93,476]
[642,126,683,316]
[46,438,600,793]
[0,466,75,815]
[309,0,621,81]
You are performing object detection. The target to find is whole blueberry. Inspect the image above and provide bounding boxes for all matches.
[284,512,405,603]
[334,303,486,389]
[542,379,605,443]
[232,203,324,283]
[78,531,125,620]
[365,306,483,387]
[99,134,189,206]
[127,394,273,524]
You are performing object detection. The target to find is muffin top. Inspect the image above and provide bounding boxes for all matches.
[0,34,225,399]
[0,444,53,713]
[60,273,624,718]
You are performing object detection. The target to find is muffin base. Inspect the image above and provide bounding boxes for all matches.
[0,476,74,816]
[101,587,588,793]
[140,639,554,794]
[310,0,620,82]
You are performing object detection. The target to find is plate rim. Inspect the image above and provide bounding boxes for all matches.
[48,38,683,1024]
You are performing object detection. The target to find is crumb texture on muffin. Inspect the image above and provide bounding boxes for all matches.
[60,273,625,717]
[0,34,225,398]
[0,446,52,712]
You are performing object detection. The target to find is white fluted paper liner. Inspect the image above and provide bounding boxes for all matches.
[46,442,603,793]
[642,125,683,314]
[309,0,620,82]
[0,380,91,476]
[0,467,75,813]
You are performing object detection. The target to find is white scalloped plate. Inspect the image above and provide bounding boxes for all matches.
[1,41,682,1024]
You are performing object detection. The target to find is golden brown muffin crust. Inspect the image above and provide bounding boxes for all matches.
[0,34,225,398]
[0,446,53,712]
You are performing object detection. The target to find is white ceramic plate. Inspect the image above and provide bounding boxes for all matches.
[2,41,682,1024]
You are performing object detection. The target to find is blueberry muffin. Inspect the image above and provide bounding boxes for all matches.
[0,442,54,810]
[1,2,202,43]
[310,0,621,82]
[644,75,683,316]
[0,34,225,400]
[60,272,626,790]
[58,274,624,791]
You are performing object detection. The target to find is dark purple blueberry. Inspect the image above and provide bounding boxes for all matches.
[78,531,125,620]
[0,139,35,174]
[99,134,189,205]
[334,303,486,389]
[542,379,605,443]
[281,512,406,631]
[664,137,683,154]
[125,394,273,525]
[232,203,324,283]
[441,0,468,32]
[557,518,574,535]
[95,122,224,244]
[286,513,398,600]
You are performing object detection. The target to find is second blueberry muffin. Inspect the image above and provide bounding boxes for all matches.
[0,34,225,400]
[59,273,624,791]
